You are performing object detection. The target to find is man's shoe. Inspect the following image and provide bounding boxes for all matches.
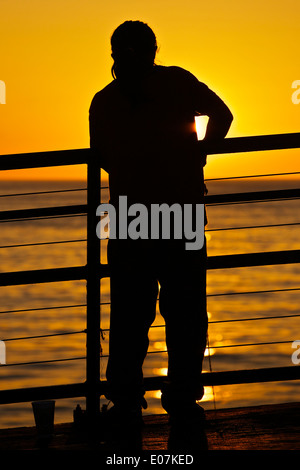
[103,402,144,451]
[161,395,208,452]
[168,419,208,453]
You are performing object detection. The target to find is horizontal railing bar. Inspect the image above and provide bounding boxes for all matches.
[0,239,86,250]
[209,313,300,324]
[1,365,299,405]
[98,311,300,334]
[4,311,297,338]
[208,339,292,349]
[5,340,295,364]
[0,148,90,171]
[1,174,298,199]
[0,190,299,224]
[207,249,300,269]
[143,365,300,390]
[1,356,86,367]
[0,133,299,173]
[0,188,87,198]
[206,222,300,232]
[0,214,86,224]
[199,132,300,155]
[100,287,300,307]
[207,287,300,297]
[100,249,300,276]
[205,187,300,205]
[0,204,87,222]
[0,249,299,287]
[99,338,293,358]
[2,329,86,342]
[205,171,300,182]
[204,365,300,386]
[0,382,86,405]
[97,250,300,274]
[0,304,86,315]
[0,266,87,286]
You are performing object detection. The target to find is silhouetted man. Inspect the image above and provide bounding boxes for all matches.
[89,20,233,449]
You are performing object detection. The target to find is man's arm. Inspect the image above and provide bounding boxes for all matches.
[203,95,233,141]
[188,72,233,141]
[192,79,233,167]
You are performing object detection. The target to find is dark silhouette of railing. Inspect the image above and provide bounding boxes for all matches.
[0,132,300,430]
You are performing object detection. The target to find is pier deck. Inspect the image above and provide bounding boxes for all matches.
[0,402,299,451]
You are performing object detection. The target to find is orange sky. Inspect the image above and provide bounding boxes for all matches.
[0,0,299,180]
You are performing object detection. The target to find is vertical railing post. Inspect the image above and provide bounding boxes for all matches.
[86,151,101,433]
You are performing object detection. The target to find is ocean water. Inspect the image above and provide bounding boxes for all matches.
[0,176,300,428]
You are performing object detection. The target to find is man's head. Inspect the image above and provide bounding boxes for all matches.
[111,21,157,80]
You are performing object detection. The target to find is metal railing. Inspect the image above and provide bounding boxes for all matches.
[0,132,300,429]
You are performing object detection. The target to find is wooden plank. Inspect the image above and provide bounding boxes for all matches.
[0,402,299,451]
[205,402,300,451]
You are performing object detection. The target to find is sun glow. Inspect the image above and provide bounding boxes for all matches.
[195,115,209,141]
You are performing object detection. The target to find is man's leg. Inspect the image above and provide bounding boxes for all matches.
[158,240,208,451]
[104,240,158,449]
[158,240,208,408]
[106,239,158,407]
